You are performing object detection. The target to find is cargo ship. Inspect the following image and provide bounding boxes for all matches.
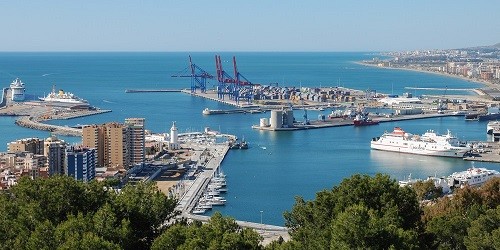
[465,105,500,121]
[371,127,469,158]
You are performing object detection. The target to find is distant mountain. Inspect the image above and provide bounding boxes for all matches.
[460,43,500,51]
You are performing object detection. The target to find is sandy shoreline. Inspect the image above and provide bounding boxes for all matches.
[354,61,497,89]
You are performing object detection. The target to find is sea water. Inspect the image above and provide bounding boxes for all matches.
[0,52,497,226]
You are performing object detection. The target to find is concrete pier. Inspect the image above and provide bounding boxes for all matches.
[253,112,459,131]
[173,142,289,244]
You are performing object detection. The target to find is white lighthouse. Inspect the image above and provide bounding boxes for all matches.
[169,121,180,150]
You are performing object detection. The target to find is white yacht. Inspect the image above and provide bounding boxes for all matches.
[449,167,500,187]
[371,127,470,158]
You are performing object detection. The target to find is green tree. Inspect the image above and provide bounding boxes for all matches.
[464,206,500,250]
[283,174,421,249]
[111,181,178,249]
[152,212,263,250]
[412,179,443,200]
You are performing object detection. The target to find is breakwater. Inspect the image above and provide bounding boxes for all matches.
[15,116,82,136]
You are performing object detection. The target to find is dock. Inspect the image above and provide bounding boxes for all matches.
[125,89,182,93]
[174,142,289,243]
[253,112,459,131]
[464,142,500,163]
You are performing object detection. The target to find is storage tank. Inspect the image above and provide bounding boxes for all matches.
[259,118,269,127]
[283,110,294,127]
[270,110,283,128]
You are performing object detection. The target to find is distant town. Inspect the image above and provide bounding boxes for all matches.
[362,43,500,95]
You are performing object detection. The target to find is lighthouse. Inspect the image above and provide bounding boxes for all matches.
[169,121,180,150]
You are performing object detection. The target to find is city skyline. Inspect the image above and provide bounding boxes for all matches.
[1,0,499,52]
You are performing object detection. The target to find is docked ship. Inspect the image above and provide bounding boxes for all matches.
[449,167,500,187]
[487,121,500,135]
[371,127,470,158]
[39,85,88,104]
[9,78,25,101]
[465,105,500,121]
[353,112,379,126]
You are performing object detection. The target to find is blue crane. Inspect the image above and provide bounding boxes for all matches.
[171,56,214,93]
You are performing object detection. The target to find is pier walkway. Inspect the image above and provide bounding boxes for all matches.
[174,142,289,243]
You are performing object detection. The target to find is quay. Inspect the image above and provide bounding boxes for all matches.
[173,141,289,243]
[125,89,182,93]
[253,112,459,131]
[0,88,111,136]
[175,143,228,214]
[464,142,500,163]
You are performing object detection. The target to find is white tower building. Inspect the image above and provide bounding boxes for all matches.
[169,121,180,150]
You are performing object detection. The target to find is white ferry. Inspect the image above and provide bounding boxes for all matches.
[371,127,469,158]
[39,85,88,104]
[449,167,500,187]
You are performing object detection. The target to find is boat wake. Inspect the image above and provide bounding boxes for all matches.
[260,146,267,150]
[102,100,115,103]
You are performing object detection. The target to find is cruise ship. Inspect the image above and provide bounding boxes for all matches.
[10,78,25,101]
[39,85,88,104]
[371,127,470,158]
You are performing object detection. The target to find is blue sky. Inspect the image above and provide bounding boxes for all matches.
[1,0,499,52]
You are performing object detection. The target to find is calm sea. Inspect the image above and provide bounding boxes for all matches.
[0,52,497,225]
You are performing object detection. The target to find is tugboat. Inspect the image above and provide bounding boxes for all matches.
[353,112,379,126]
[239,140,249,149]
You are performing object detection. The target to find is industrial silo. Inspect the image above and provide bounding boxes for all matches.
[270,110,283,128]
[259,118,269,127]
[283,110,294,127]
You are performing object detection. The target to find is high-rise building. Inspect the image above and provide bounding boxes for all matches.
[125,118,145,166]
[65,146,96,182]
[105,122,128,168]
[82,124,106,167]
[82,122,131,169]
[7,138,44,155]
[43,135,67,176]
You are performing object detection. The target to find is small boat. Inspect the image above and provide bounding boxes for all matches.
[239,140,249,149]
[192,207,206,214]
